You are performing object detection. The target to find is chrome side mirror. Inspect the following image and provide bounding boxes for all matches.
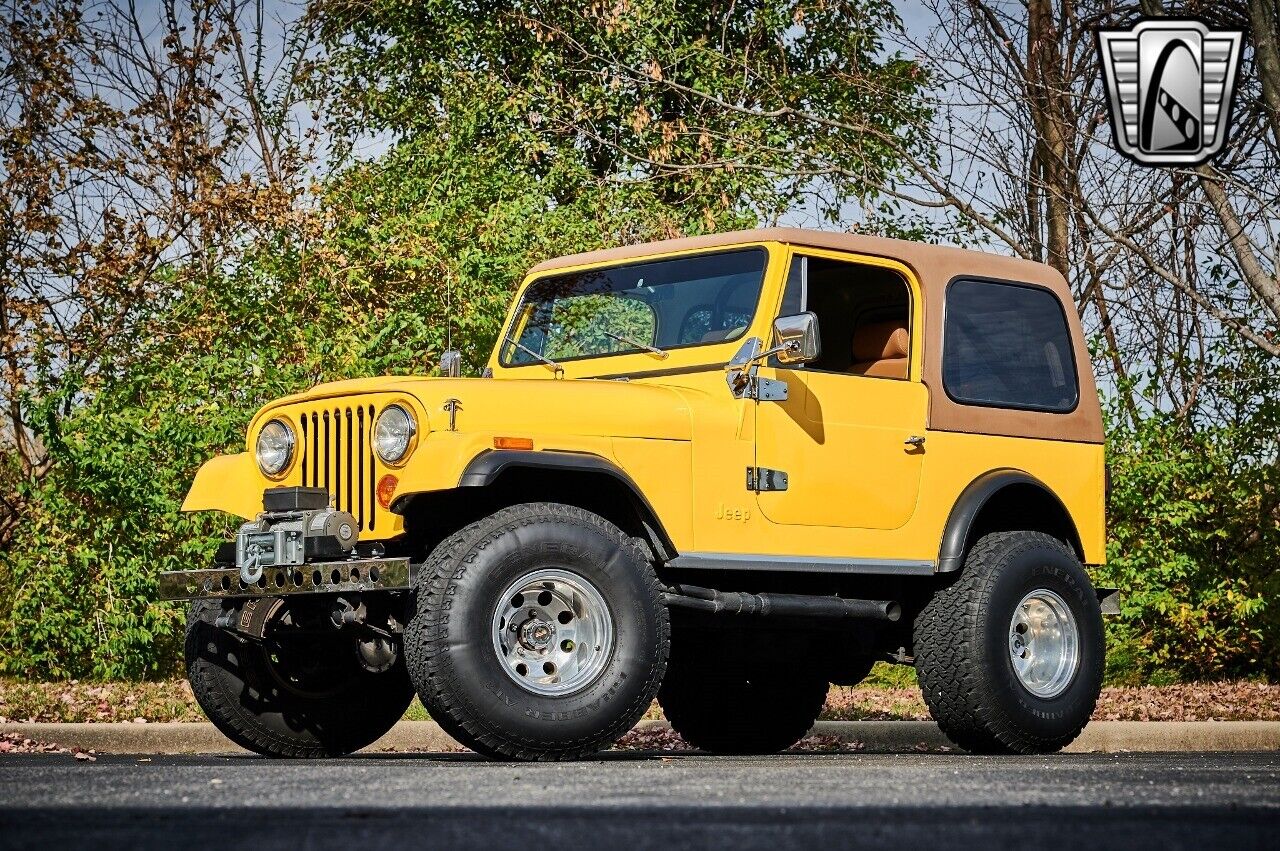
[772,312,820,365]
[439,349,463,378]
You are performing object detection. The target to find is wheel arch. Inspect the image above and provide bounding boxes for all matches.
[392,450,677,562]
[938,469,1084,573]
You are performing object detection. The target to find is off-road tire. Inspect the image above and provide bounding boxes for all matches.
[405,502,669,761]
[185,598,414,758]
[914,531,1104,754]
[659,648,829,754]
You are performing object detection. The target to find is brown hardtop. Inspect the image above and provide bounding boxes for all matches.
[531,228,1102,444]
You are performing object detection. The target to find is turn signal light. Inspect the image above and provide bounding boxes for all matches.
[493,437,534,450]
[377,474,398,509]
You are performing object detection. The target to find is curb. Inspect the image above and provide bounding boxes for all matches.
[3,719,1278,755]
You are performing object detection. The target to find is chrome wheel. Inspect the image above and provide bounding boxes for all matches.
[1008,588,1080,698]
[491,568,614,696]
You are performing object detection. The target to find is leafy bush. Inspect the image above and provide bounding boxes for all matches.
[1100,411,1279,683]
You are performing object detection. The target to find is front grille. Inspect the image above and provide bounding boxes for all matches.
[299,404,378,532]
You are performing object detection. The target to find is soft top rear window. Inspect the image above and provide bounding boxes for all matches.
[943,278,1078,413]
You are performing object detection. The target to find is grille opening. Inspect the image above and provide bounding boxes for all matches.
[299,403,379,532]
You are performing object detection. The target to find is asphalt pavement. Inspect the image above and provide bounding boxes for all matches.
[1,750,1277,850]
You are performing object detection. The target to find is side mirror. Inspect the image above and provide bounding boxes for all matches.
[439,349,463,378]
[772,312,820,365]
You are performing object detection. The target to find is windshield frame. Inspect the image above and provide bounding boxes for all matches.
[497,246,769,369]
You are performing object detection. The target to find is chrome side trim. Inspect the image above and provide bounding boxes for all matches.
[158,557,412,601]
[666,552,936,575]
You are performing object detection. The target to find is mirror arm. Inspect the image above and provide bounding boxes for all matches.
[756,340,799,362]
[723,340,798,373]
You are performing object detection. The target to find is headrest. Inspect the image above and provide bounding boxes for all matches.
[851,320,909,362]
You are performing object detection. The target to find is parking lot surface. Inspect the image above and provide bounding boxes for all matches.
[1,750,1277,849]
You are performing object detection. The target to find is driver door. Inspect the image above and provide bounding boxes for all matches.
[753,251,928,531]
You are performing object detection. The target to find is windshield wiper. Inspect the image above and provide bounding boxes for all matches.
[602,331,669,359]
[504,336,564,375]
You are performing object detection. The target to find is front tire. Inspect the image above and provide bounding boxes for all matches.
[185,598,414,758]
[913,530,1104,754]
[406,503,669,761]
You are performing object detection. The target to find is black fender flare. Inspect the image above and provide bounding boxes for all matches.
[456,449,676,559]
[937,468,1082,573]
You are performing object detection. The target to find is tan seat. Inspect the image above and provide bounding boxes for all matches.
[700,325,746,343]
[848,320,909,379]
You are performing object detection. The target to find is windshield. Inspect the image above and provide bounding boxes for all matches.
[500,248,767,367]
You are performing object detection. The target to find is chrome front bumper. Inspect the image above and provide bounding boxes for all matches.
[157,557,414,601]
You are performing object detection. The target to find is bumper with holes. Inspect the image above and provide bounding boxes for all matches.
[157,557,415,601]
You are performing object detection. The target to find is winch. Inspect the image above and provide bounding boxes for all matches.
[235,487,359,584]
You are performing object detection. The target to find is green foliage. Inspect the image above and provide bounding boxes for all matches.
[318,0,928,224]
[1100,407,1280,683]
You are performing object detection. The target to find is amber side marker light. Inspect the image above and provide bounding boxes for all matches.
[494,437,534,450]
[377,474,398,509]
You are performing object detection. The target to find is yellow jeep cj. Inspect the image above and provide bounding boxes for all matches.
[164,228,1115,760]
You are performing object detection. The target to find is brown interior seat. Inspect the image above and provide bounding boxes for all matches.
[848,319,909,379]
[700,325,745,343]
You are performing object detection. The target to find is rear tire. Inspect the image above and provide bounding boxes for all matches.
[406,503,669,761]
[659,642,829,754]
[185,598,413,758]
[913,530,1104,754]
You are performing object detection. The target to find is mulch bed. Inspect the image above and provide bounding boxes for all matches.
[2,678,1276,725]
[821,681,1280,722]
[0,678,204,724]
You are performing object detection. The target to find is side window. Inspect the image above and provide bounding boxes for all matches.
[943,279,1078,412]
[778,254,912,379]
[780,256,807,316]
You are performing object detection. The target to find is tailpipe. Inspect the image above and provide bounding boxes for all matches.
[663,583,901,622]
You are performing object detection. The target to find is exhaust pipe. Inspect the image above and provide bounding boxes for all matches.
[663,583,901,622]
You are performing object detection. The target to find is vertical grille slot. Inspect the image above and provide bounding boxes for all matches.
[293,402,380,532]
[345,408,354,521]
[367,404,376,531]
[357,406,365,527]
[333,407,342,511]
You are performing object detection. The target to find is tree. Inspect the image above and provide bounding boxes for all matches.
[0,0,321,677]
[314,0,929,228]
[0,0,320,545]
[882,0,1279,422]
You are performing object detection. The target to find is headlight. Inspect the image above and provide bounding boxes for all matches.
[375,404,416,464]
[256,419,295,476]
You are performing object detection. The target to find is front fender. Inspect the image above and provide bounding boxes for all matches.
[181,453,262,519]
[388,433,622,505]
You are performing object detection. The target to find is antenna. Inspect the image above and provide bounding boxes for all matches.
[439,274,463,378]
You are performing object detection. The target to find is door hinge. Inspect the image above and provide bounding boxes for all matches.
[747,466,789,492]
[750,376,789,401]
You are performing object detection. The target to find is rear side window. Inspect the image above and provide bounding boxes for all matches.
[943,279,1078,412]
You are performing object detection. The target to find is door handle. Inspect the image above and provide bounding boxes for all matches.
[904,435,926,448]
